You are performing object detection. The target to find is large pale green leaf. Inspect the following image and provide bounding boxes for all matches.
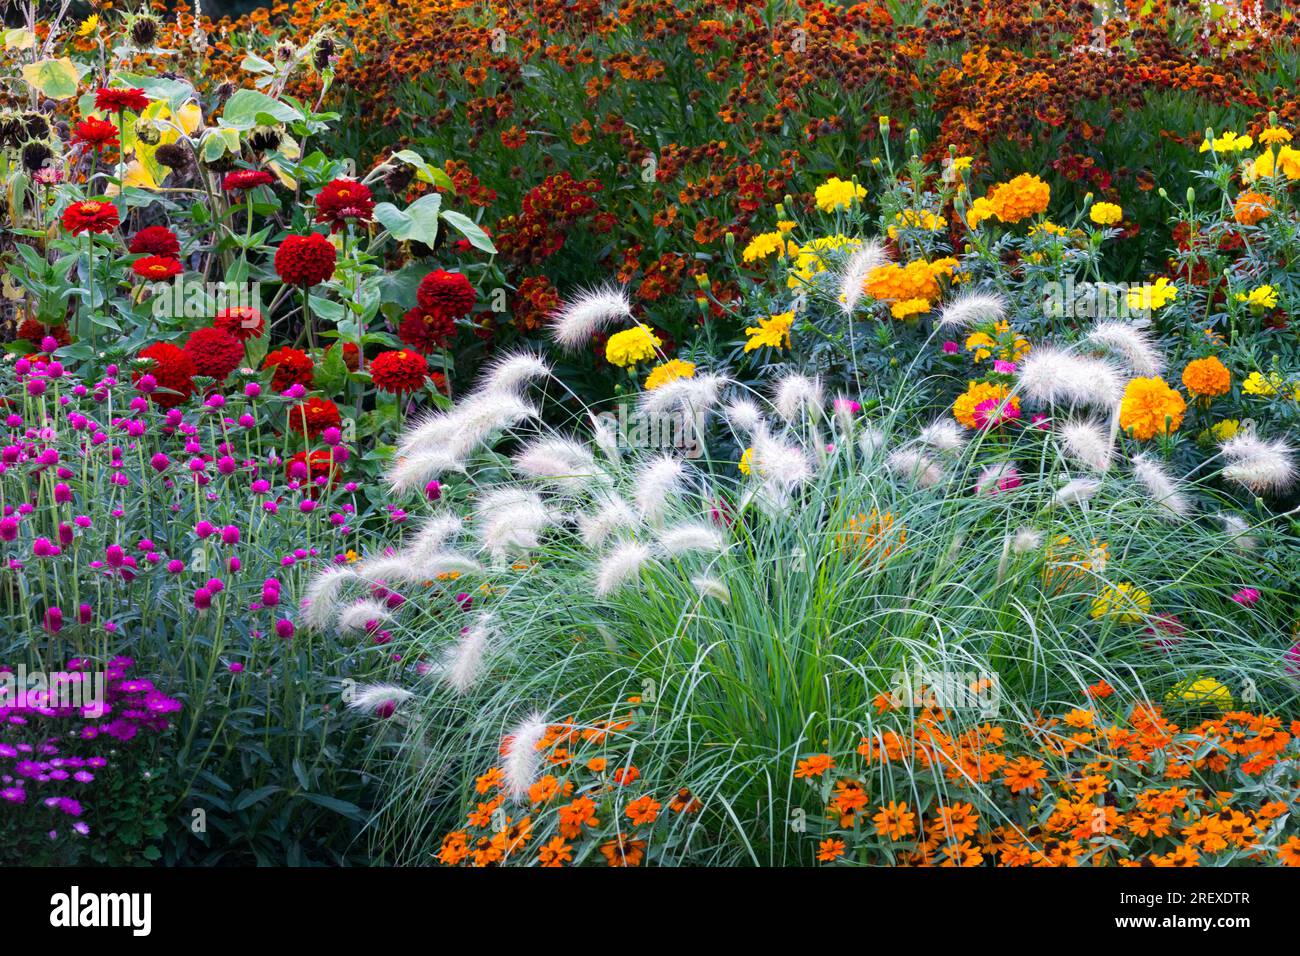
[219,89,302,130]
[440,210,496,253]
[373,194,443,245]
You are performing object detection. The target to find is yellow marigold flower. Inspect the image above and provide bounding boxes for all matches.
[814,176,866,212]
[890,297,931,319]
[952,380,1014,430]
[864,260,941,304]
[1166,677,1232,711]
[965,321,1028,362]
[786,234,860,288]
[744,311,793,352]
[1091,583,1151,624]
[644,359,696,391]
[965,331,996,362]
[1089,202,1123,226]
[1242,370,1284,397]
[345,549,359,563]
[1210,419,1240,441]
[1200,131,1253,153]
[1259,127,1293,146]
[966,196,995,228]
[776,219,797,233]
[1236,285,1278,310]
[1126,277,1178,312]
[887,208,947,239]
[1119,376,1186,440]
[1233,190,1272,225]
[1253,145,1300,180]
[742,231,793,263]
[1181,356,1230,398]
[738,447,754,475]
[928,256,959,277]
[605,325,661,367]
[986,173,1051,224]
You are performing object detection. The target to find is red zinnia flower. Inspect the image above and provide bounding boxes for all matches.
[94,87,150,113]
[264,346,314,392]
[397,307,457,353]
[325,341,360,372]
[370,349,429,394]
[287,448,342,496]
[214,306,264,341]
[288,397,342,439]
[16,320,71,349]
[416,269,476,319]
[131,256,184,281]
[135,342,196,408]
[314,177,375,231]
[222,169,275,191]
[274,233,336,286]
[61,200,120,234]
[129,226,180,258]
[72,116,120,151]
[184,326,245,381]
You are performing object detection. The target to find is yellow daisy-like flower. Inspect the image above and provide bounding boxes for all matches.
[76,14,100,35]
[887,208,947,239]
[1119,376,1186,440]
[1125,277,1178,312]
[644,359,696,391]
[1090,583,1151,623]
[814,176,866,213]
[1235,285,1278,310]
[743,311,794,352]
[1242,370,1284,397]
[738,447,754,475]
[1166,677,1232,711]
[1089,202,1123,226]
[1259,127,1293,146]
[605,325,661,368]
[1252,145,1300,180]
[786,234,860,288]
[1200,130,1253,153]
[965,196,995,229]
[742,231,795,263]
[1210,419,1240,441]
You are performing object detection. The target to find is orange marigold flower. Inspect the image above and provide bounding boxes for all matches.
[1278,836,1300,867]
[600,835,646,867]
[952,380,1015,430]
[669,788,702,813]
[1181,356,1230,398]
[474,767,503,794]
[557,796,600,839]
[986,173,1051,223]
[612,765,640,786]
[1233,190,1272,226]
[1119,376,1186,441]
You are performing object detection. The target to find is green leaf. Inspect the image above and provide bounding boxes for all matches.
[219,89,303,130]
[297,792,364,821]
[390,149,454,191]
[232,786,282,810]
[373,193,443,245]
[440,210,496,253]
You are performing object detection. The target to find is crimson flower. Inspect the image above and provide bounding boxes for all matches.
[72,116,120,151]
[61,200,120,234]
[370,349,429,394]
[94,87,150,113]
[129,226,180,258]
[314,177,375,231]
[131,256,184,281]
[222,169,275,191]
[274,233,336,286]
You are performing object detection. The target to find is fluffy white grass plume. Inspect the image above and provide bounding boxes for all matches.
[858,425,887,460]
[594,541,652,597]
[1018,347,1122,408]
[974,462,1017,496]
[1085,321,1164,376]
[1052,477,1101,507]
[773,373,824,423]
[417,551,484,579]
[442,614,495,694]
[937,290,1006,329]
[691,575,731,604]
[658,523,725,556]
[1132,454,1192,520]
[589,411,622,463]
[302,566,357,632]
[477,351,552,394]
[476,488,553,561]
[337,599,393,634]
[886,449,943,488]
[355,555,422,586]
[577,495,639,548]
[1216,512,1258,551]
[749,428,812,490]
[385,447,467,495]
[406,514,463,563]
[1060,419,1113,472]
[634,455,686,520]
[550,287,632,350]
[1220,434,1297,495]
[641,373,728,418]
[513,437,601,490]
[502,712,548,800]
[387,392,539,492]
[346,684,413,716]
[916,419,966,456]
[722,397,765,435]
[837,239,888,315]
[1011,526,1044,553]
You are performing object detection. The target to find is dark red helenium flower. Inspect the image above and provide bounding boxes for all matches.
[263,346,315,392]
[274,233,337,286]
[314,177,375,231]
[184,326,245,381]
[61,200,120,234]
[129,226,180,258]
[94,87,150,113]
[214,306,264,341]
[135,342,196,408]
[222,169,275,191]
[17,320,71,348]
[288,397,342,438]
[73,116,120,150]
[370,349,429,394]
[131,256,183,281]
[397,307,457,353]
[416,269,476,318]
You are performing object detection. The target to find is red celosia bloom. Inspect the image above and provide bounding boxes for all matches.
[16,320,70,348]
[222,169,275,191]
[184,327,245,381]
[73,116,120,151]
[61,200,120,234]
[288,397,342,438]
[214,306,265,341]
[129,226,180,258]
[370,349,429,394]
[264,346,315,392]
[135,342,196,408]
[131,256,184,281]
[416,269,476,318]
[397,307,457,353]
[274,233,337,286]
[314,177,375,231]
[94,87,150,113]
